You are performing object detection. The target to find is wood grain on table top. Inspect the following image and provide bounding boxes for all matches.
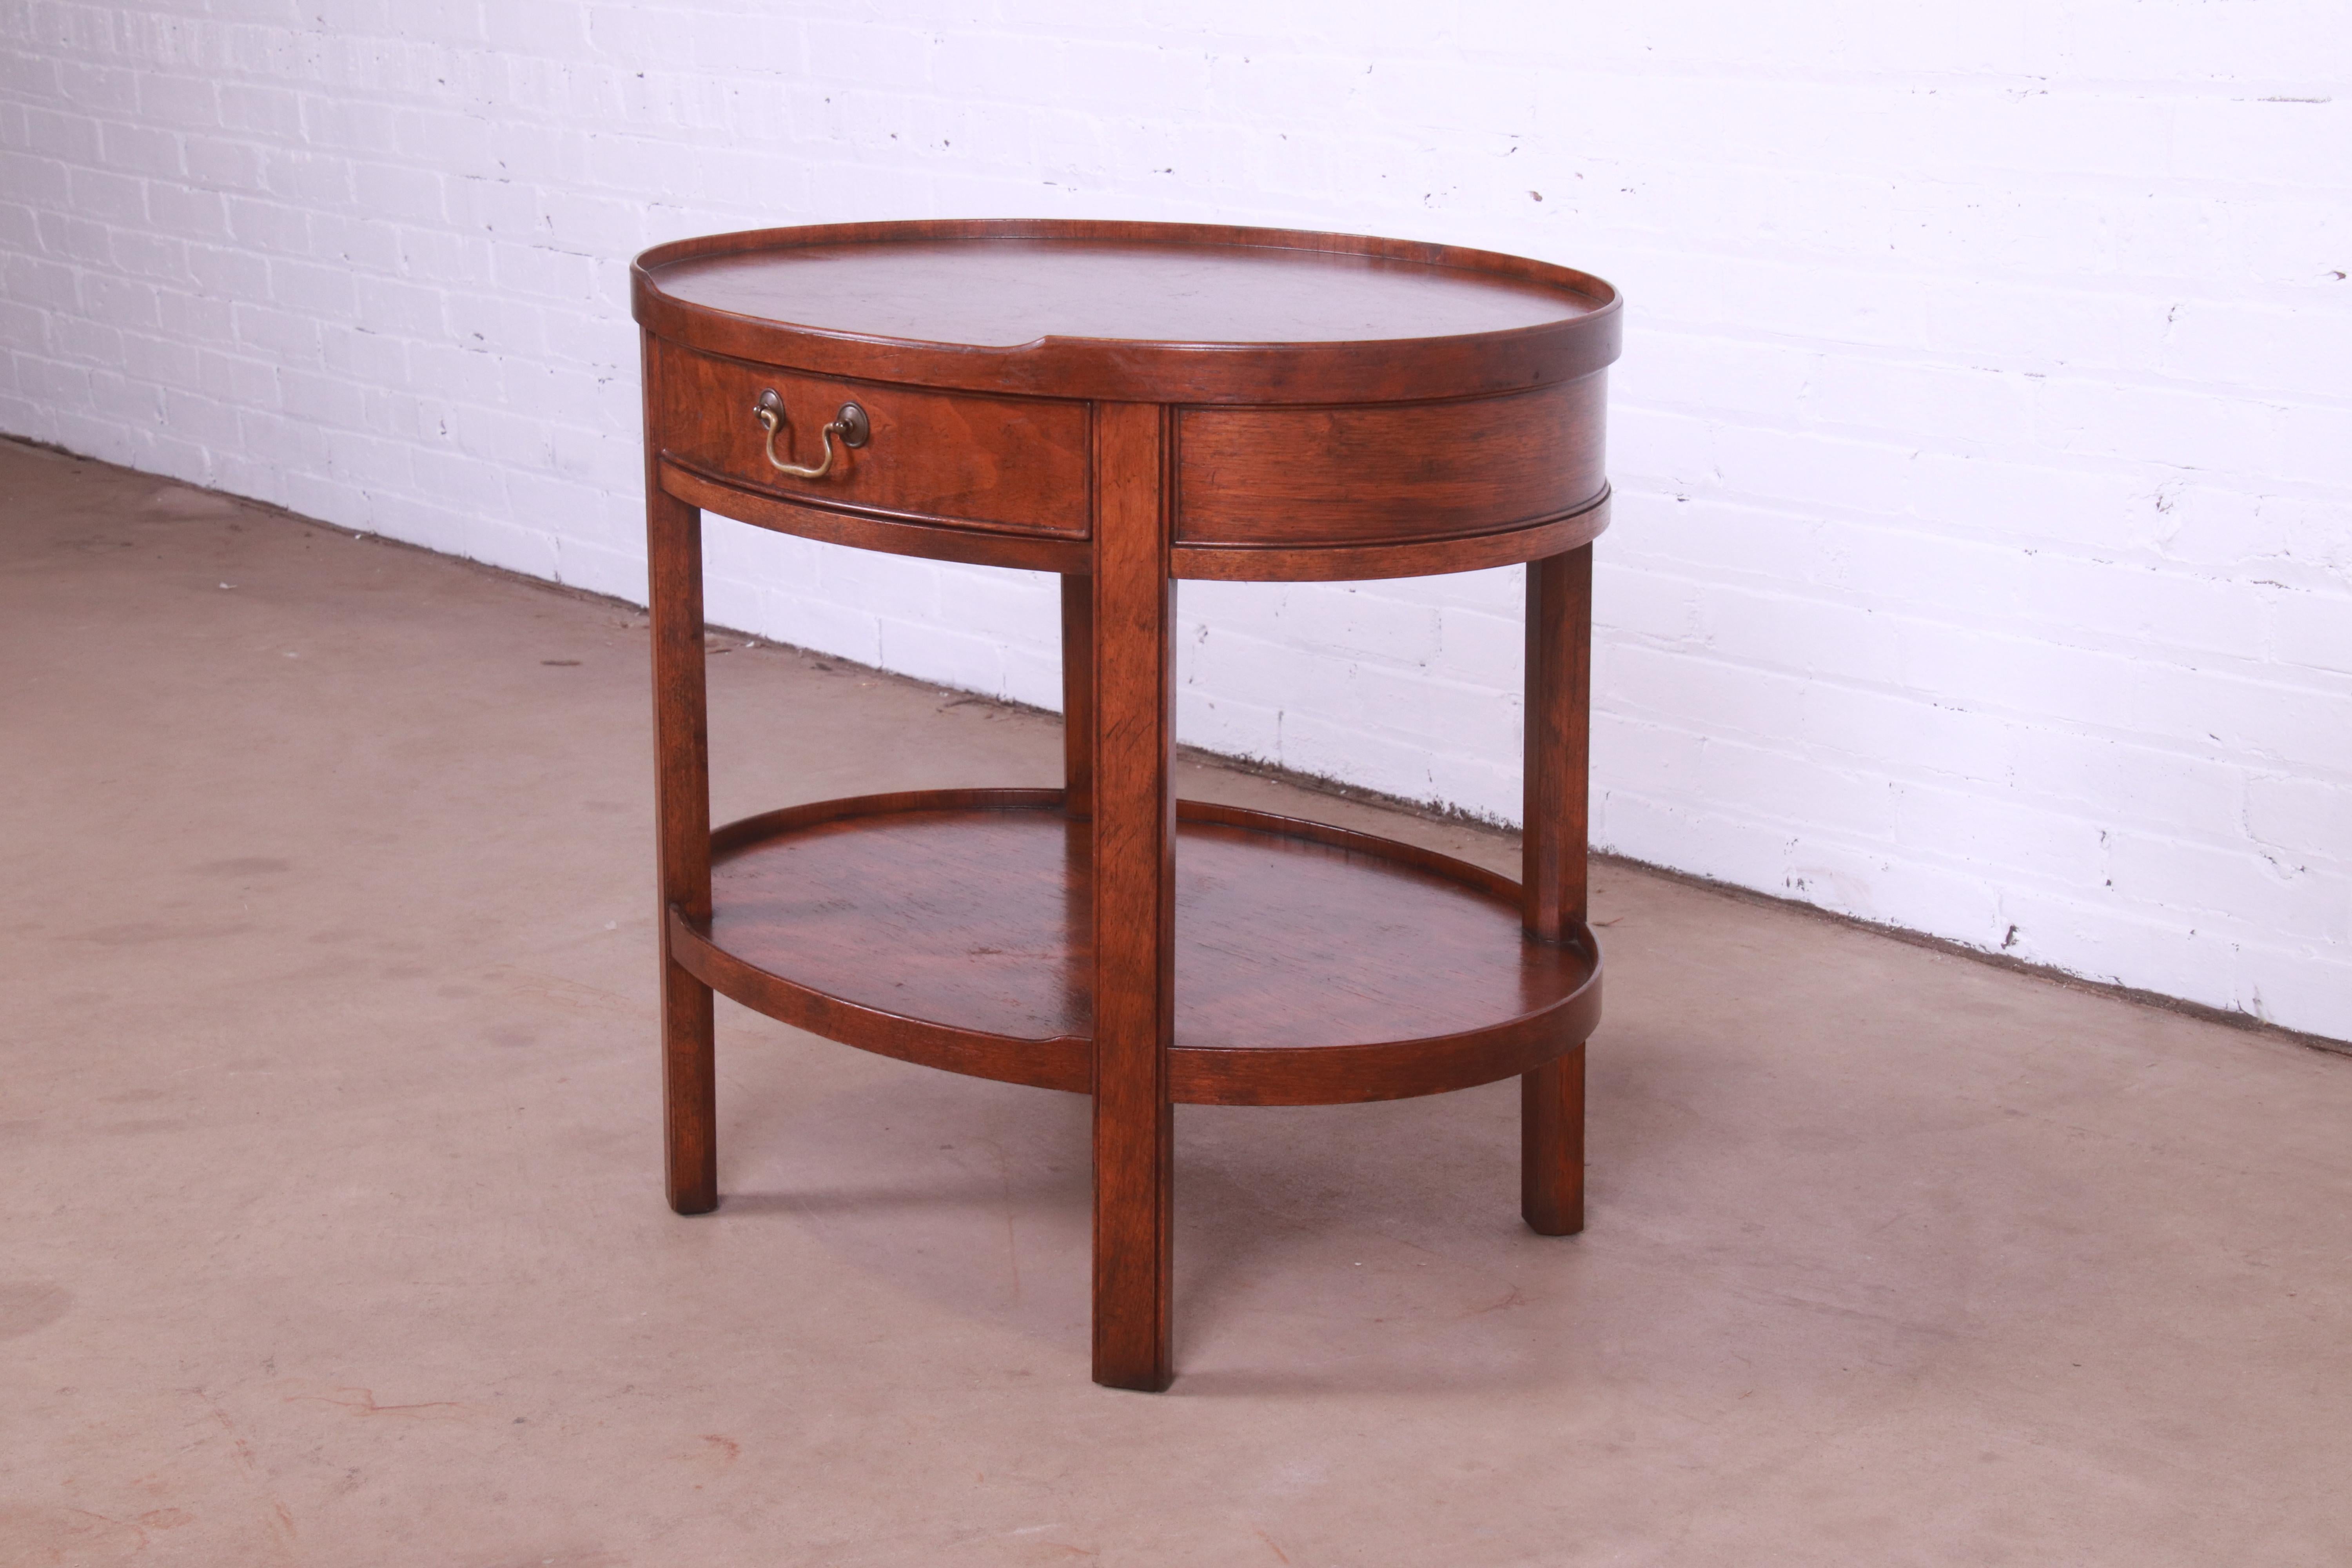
[646,237,1606,349]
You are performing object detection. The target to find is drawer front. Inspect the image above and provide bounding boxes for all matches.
[654,345,1092,537]
[1173,374,1605,548]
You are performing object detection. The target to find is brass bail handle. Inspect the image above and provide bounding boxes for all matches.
[753,390,870,479]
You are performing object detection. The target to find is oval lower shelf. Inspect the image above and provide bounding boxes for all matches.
[667,789,1600,1107]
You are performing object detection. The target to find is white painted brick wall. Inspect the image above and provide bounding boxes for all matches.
[3,1,2346,1040]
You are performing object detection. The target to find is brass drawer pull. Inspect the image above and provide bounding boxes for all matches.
[753,390,870,479]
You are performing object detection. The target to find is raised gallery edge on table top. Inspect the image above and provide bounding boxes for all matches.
[632,218,1622,403]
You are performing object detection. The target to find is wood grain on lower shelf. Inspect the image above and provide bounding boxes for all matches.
[666,789,1600,1107]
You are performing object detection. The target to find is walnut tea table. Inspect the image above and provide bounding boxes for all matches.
[630,220,1621,1390]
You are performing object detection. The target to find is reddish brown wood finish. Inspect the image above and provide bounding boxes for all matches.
[668,789,1600,1105]
[663,444,1604,586]
[1174,377,1605,547]
[1520,545,1595,1234]
[1523,546,1594,944]
[645,337,716,1216]
[659,460,1087,575]
[655,342,1093,537]
[1060,575,1093,820]
[1088,403,1177,1391]
[632,219,1617,1390]
[1522,1045,1586,1235]
[1168,490,1609,583]
[646,352,1606,584]
[633,220,1619,406]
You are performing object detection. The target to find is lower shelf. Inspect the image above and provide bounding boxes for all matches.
[666,789,1601,1106]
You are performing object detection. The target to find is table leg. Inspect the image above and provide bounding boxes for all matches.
[648,474,717,1216]
[1060,573,1094,820]
[1521,544,1593,1235]
[1089,403,1176,1391]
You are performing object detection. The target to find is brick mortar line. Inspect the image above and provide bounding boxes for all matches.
[1584,786,2352,940]
[15,19,2341,73]
[1599,641,2352,718]
[1599,660,2352,758]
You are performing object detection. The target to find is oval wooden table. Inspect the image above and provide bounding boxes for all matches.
[631,220,1622,1391]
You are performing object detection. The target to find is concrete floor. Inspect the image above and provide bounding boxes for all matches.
[3,436,2348,1567]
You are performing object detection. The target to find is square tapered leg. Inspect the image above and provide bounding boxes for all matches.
[1087,403,1176,1390]
[647,474,716,1216]
[1521,545,1593,1235]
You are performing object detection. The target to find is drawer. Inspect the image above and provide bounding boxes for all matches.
[652,344,1092,538]
[1173,374,1605,548]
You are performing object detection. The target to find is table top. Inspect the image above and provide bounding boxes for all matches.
[633,220,1621,404]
